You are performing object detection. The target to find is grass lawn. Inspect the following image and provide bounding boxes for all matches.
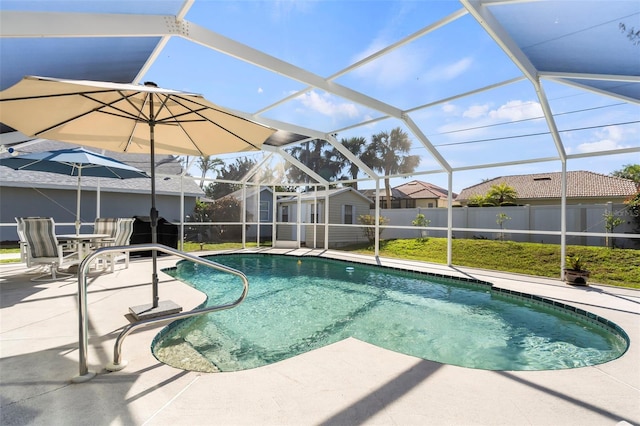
[342,238,640,289]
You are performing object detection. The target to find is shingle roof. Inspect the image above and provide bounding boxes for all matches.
[0,140,203,196]
[456,171,637,202]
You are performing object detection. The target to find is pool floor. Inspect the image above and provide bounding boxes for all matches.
[155,254,627,372]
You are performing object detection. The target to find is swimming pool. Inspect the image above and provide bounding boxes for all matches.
[154,254,628,372]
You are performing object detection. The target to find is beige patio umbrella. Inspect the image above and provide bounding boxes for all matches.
[0,75,276,312]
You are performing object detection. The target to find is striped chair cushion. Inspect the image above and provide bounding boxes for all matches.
[114,218,135,246]
[94,218,119,238]
[22,218,59,258]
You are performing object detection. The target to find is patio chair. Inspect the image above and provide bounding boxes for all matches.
[16,217,54,267]
[106,218,135,272]
[93,217,119,247]
[15,217,31,265]
[21,217,79,281]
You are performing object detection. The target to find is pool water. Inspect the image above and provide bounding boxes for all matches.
[154,254,628,372]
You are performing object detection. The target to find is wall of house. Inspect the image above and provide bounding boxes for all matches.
[275,192,370,248]
[415,199,436,208]
[243,189,273,241]
[0,186,196,242]
[304,192,370,248]
[374,203,638,248]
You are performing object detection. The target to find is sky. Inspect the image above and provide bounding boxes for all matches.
[2,0,639,194]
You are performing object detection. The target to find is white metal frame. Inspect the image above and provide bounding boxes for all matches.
[2,1,639,277]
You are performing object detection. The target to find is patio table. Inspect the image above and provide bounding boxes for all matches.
[57,233,111,263]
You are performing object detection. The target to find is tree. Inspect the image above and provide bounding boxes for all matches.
[327,136,367,190]
[205,157,257,199]
[196,155,223,189]
[357,214,389,245]
[364,127,420,209]
[467,194,494,207]
[286,139,341,190]
[603,212,624,248]
[611,164,640,186]
[209,195,244,241]
[496,212,511,241]
[487,182,517,205]
[625,189,640,238]
[412,213,431,241]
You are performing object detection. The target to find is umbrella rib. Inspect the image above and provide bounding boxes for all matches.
[83,91,151,122]
[157,94,262,152]
[23,91,149,137]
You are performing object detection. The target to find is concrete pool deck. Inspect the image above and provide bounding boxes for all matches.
[1,248,638,425]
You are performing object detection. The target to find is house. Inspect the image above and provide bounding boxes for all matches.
[456,171,637,206]
[361,180,457,209]
[0,140,203,242]
[227,186,274,241]
[276,187,371,248]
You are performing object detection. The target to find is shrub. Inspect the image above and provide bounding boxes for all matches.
[358,214,389,244]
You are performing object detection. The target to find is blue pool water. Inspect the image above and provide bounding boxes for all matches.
[154,254,628,372]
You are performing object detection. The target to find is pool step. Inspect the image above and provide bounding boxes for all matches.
[154,335,219,373]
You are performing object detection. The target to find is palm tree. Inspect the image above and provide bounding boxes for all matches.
[287,139,341,190]
[364,127,420,209]
[611,163,640,186]
[467,194,493,207]
[327,136,367,190]
[487,182,517,205]
[196,155,223,189]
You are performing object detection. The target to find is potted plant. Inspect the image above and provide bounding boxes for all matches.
[564,255,590,285]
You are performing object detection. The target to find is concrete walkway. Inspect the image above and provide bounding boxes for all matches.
[1,249,638,425]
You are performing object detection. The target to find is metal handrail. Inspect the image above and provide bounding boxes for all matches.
[73,243,248,383]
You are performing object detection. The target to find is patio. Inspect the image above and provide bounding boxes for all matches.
[1,250,638,425]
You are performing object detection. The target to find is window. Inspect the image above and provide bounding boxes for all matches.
[281,205,289,223]
[428,202,434,208]
[343,204,354,224]
[310,203,322,223]
[260,201,269,221]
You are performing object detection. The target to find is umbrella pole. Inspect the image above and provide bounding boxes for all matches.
[150,118,159,309]
[76,167,82,235]
[129,85,182,321]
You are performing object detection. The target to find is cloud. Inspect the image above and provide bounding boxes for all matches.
[437,99,543,136]
[573,125,635,153]
[441,103,457,114]
[421,57,473,82]
[489,100,543,121]
[258,87,263,94]
[296,90,359,118]
[452,99,542,122]
[462,104,489,119]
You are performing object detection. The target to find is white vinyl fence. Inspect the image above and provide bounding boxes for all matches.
[376,202,638,249]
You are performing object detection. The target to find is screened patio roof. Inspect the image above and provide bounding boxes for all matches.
[0,0,638,187]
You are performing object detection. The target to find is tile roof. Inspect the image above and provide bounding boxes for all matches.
[0,140,203,196]
[279,187,371,204]
[360,187,406,201]
[393,180,456,200]
[456,171,637,201]
[361,180,456,201]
